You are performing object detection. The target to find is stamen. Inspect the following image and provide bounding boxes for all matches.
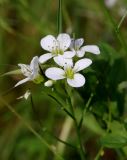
[65,67,74,79]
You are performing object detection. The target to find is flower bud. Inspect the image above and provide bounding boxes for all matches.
[44,80,54,87]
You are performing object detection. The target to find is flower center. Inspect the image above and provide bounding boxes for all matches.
[33,74,44,84]
[74,45,80,51]
[65,67,74,79]
[52,47,64,55]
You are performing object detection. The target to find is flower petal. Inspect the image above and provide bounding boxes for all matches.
[24,90,31,99]
[15,77,30,87]
[54,55,73,67]
[82,45,100,55]
[18,64,31,77]
[45,67,65,80]
[39,53,53,63]
[30,56,39,75]
[67,73,85,87]
[40,35,57,52]
[70,38,84,49]
[73,58,92,72]
[76,50,84,57]
[63,51,75,58]
[75,38,84,48]
[17,90,31,100]
[57,33,71,51]
[30,56,39,69]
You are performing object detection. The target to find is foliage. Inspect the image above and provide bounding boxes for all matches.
[0,0,127,159]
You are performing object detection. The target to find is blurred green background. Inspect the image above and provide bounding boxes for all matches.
[0,0,127,159]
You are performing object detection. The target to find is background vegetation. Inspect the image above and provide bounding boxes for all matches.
[0,0,127,159]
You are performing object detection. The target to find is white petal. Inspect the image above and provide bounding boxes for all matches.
[75,38,84,48]
[30,56,39,74]
[39,53,53,63]
[67,73,85,87]
[73,58,92,72]
[82,45,100,55]
[17,90,31,100]
[40,35,57,52]
[76,50,84,57]
[15,77,30,87]
[24,90,31,99]
[69,39,74,49]
[45,67,65,80]
[54,56,73,67]
[63,51,75,58]
[18,64,31,77]
[57,33,71,51]
[30,56,39,69]
[70,38,84,50]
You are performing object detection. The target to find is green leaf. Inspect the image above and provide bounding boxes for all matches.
[99,42,120,64]
[110,120,127,136]
[83,112,105,135]
[100,133,127,148]
[0,18,14,33]
[118,81,127,92]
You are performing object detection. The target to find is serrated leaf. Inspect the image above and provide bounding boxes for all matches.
[100,133,127,148]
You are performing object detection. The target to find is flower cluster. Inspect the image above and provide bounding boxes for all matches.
[15,33,100,88]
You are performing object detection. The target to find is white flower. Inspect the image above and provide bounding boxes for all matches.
[54,55,73,67]
[45,58,92,88]
[15,56,43,87]
[70,38,100,58]
[17,90,31,100]
[39,33,75,63]
[105,0,117,8]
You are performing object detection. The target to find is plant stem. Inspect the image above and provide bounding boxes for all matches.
[56,116,73,155]
[0,96,64,160]
[94,147,104,160]
[78,93,94,129]
[99,0,127,53]
[94,99,112,160]
[57,0,62,34]
[117,10,127,30]
[67,95,86,160]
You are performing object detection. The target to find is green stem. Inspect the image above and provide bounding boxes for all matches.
[67,96,85,160]
[99,0,127,53]
[57,0,62,34]
[0,96,64,160]
[78,93,94,129]
[94,147,104,160]
[94,99,112,160]
[56,116,74,155]
[117,10,127,30]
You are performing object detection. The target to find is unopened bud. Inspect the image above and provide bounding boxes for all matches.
[44,80,54,87]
